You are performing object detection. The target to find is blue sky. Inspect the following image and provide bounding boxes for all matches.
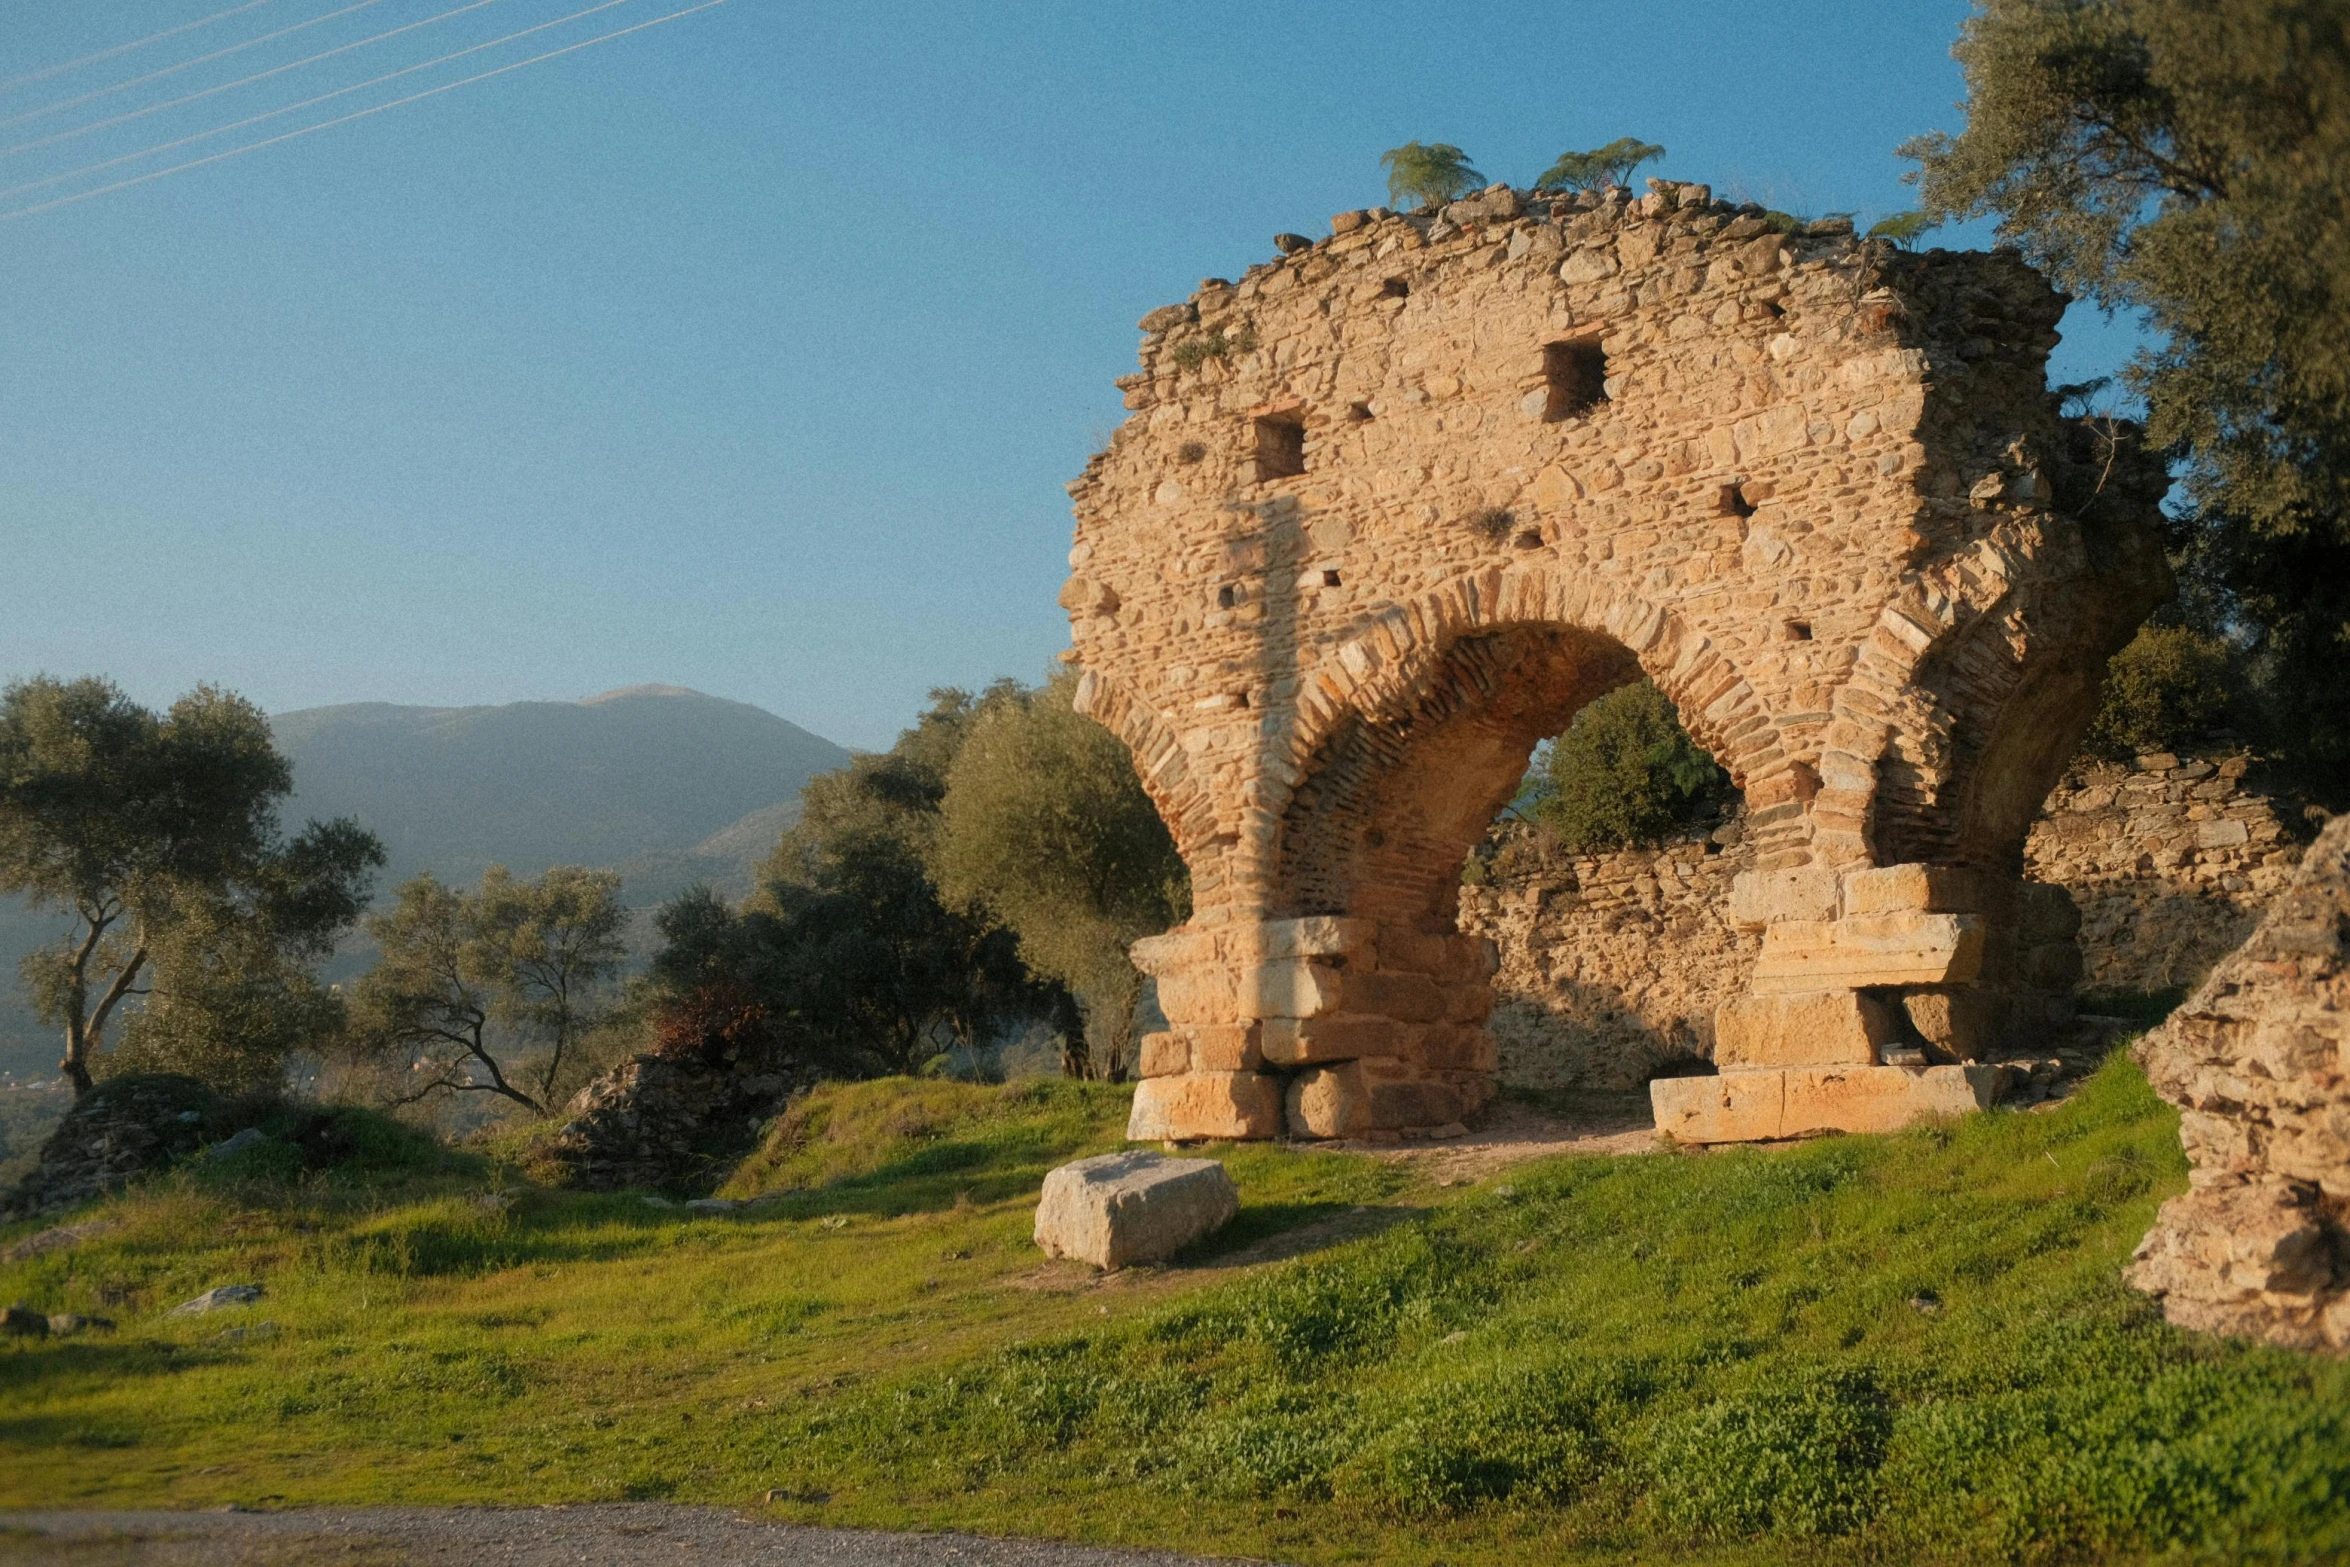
[0,0,2144,750]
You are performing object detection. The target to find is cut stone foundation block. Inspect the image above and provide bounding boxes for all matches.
[1714,989,1896,1068]
[1034,1151,1238,1269]
[1651,1063,2005,1144]
[1129,1070,1283,1141]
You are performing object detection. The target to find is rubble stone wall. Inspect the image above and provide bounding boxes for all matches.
[2025,753,2305,996]
[2127,812,2350,1355]
[1462,756,2305,1092]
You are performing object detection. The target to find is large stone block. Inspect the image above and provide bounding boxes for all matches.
[1127,1071,1283,1141]
[1033,1151,1238,1269]
[1259,1014,1400,1065]
[1369,1078,1463,1130]
[1258,916,1377,960]
[1340,970,1447,1022]
[1842,863,1986,915]
[1729,866,1840,929]
[1751,912,1985,993]
[1247,960,1345,1020]
[1285,1062,1371,1138]
[1137,1031,1189,1078]
[1651,1063,2003,1143]
[1901,988,2004,1058]
[1155,965,1239,1024]
[1189,1022,1264,1073]
[1713,990,1895,1068]
[1130,927,1216,976]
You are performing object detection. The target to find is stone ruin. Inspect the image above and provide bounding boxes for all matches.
[2129,812,2350,1353]
[1061,179,2170,1145]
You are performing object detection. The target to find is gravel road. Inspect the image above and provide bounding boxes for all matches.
[0,1508,1272,1566]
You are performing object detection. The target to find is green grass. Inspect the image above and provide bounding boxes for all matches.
[4,1062,2347,1564]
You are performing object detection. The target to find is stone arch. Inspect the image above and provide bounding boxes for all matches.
[1061,182,2170,1143]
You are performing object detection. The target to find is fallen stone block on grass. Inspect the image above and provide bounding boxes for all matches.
[1034,1151,1238,1270]
[168,1284,263,1316]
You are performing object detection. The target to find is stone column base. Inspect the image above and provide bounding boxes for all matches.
[1650,1062,2005,1144]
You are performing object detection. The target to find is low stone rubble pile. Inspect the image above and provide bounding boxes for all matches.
[2,1074,219,1219]
[536,1050,807,1194]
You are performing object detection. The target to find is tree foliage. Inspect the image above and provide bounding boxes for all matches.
[0,676,381,1094]
[1533,137,1666,193]
[2081,622,2239,758]
[1380,141,1484,209]
[1535,680,1727,853]
[933,674,1188,1081]
[1905,0,2350,793]
[348,864,627,1115]
[651,687,1058,1079]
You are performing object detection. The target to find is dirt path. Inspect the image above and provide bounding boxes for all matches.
[0,1507,1264,1566]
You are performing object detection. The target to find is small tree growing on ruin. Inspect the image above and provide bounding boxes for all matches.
[1380,141,1484,210]
[1534,137,1665,194]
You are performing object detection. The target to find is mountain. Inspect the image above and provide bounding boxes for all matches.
[271,684,848,888]
[0,686,852,1079]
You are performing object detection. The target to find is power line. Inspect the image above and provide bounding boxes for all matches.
[2,0,395,134]
[2,0,731,222]
[0,0,640,206]
[0,0,282,95]
[2,0,506,160]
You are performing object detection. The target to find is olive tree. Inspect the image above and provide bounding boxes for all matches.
[933,675,1188,1080]
[349,864,627,1114]
[1906,0,2350,791]
[0,676,381,1094]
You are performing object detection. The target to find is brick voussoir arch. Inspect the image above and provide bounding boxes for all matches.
[1283,566,1784,815]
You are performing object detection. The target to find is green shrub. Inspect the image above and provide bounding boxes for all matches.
[2084,623,2237,758]
[1536,680,1727,851]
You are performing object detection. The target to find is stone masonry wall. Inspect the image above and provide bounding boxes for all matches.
[2024,753,2305,997]
[1461,824,1755,1090]
[1466,755,2305,1091]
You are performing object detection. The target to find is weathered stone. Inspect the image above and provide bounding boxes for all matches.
[537,1027,815,1195]
[1127,1071,1283,1141]
[2128,814,2350,1353]
[1137,1030,1189,1078]
[169,1284,263,1316]
[1713,989,1895,1068]
[1842,864,1986,915]
[1652,1063,2002,1143]
[1247,960,1345,1020]
[1750,912,1986,993]
[1260,1014,1400,1065]
[3,1074,218,1220]
[1729,866,1840,928]
[1285,1062,1371,1138]
[1033,1151,1238,1269]
[1137,304,1195,334]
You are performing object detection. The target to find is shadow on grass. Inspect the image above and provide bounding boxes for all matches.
[1175,1200,1425,1270]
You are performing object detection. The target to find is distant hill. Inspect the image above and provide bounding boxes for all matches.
[0,686,851,1078]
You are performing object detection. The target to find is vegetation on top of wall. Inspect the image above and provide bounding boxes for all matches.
[1378,142,1483,210]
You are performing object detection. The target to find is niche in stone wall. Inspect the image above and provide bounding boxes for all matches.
[1542,339,1608,422]
[1252,413,1306,481]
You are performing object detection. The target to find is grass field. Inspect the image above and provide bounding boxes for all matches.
[4,1061,2348,1565]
